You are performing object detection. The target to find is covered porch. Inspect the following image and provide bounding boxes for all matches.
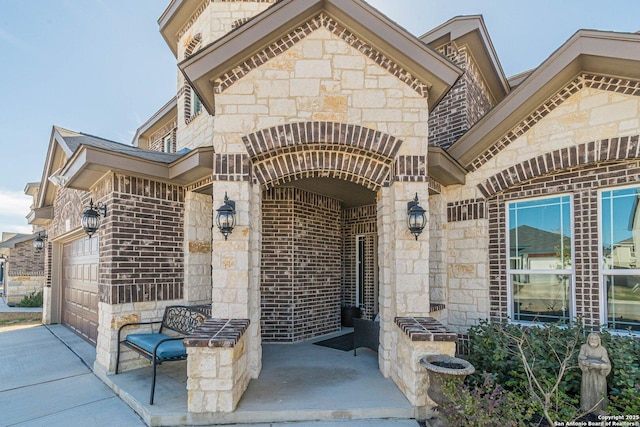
[93,327,416,426]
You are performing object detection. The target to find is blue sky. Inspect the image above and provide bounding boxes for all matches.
[1,0,640,235]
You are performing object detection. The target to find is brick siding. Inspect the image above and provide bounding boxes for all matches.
[261,187,342,342]
[96,174,185,304]
[487,159,640,326]
[7,239,44,276]
[429,43,495,150]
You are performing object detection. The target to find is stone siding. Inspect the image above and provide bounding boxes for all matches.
[443,84,640,332]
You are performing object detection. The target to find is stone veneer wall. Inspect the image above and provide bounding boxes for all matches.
[341,205,377,319]
[442,81,640,332]
[261,187,342,342]
[428,43,495,150]
[175,0,276,152]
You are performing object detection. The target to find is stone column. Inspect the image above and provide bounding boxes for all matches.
[377,183,431,378]
[210,181,262,379]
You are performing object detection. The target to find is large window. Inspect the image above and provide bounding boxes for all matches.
[507,195,573,323]
[600,187,640,332]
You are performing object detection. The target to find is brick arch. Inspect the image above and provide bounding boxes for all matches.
[478,135,640,197]
[242,121,404,191]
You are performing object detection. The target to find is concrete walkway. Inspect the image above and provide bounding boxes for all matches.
[0,324,424,426]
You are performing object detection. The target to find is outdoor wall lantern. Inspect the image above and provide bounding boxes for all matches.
[82,199,107,238]
[33,232,47,251]
[407,193,426,240]
[215,192,236,240]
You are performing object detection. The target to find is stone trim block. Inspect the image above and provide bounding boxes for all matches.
[184,318,250,348]
[394,317,458,342]
[470,74,640,172]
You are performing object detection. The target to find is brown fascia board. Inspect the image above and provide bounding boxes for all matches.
[420,15,510,103]
[131,97,177,148]
[428,146,467,186]
[179,0,462,114]
[60,145,213,191]
[449,30,640,167]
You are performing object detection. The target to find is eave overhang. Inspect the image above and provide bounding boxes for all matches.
[421,15,510,103]
[59,145,214,191]
[36,127,76,210]
[159,0,200,58]
[449,30,640,168]
[178,0,462,115]
[26,206,53,226]
[131,97,177,149]
[428,146,467,186]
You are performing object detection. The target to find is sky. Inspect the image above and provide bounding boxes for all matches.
[1,0,640,236]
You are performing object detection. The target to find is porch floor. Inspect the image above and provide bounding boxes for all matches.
[100,329,416,426]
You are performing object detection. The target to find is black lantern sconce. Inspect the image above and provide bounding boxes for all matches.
[82,199,107,238]
[215,192,236,240]
[33,232,47,251]
[407,193,426,240]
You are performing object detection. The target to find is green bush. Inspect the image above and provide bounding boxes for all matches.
[439,372,535,427]
[462,319,639,423]
[18,290,43,307]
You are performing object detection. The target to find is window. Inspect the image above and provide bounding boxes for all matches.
[507,195,573,323]
[184,34,203,123]
[163,134,172,153]
[600,186,640,332]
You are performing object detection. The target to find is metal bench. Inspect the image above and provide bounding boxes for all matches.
[115,305,208,404]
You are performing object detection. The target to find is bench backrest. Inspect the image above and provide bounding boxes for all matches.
[160,305,208,335]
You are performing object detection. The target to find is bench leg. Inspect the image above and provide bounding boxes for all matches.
[115,342,121,374]
[150,358,157,405]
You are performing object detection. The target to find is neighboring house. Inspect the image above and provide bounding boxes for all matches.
[25,0,640,414]
[0,231,44,306]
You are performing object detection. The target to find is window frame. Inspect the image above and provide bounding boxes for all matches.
[598,184,640,334]
[506,193,576,325]
[163,133,172,153]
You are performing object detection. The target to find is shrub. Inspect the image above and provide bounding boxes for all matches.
[462,319,640,423]
[18,290,43,307]
[439,372,535,427]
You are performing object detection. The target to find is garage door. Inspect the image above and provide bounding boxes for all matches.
[62,236,99,346]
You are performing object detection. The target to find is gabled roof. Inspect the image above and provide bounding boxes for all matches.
[178,0,462,114]
[510,225,568,256]
[420,15,510,104]
[0,233,37,249]
[33,126,214,222]
[449,30,640,168]
[131,97,177,149]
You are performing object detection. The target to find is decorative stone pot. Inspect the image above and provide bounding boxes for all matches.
[420,354,475,406]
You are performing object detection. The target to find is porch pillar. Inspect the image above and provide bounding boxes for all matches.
[377,182,431,396]
[210,181,262,379]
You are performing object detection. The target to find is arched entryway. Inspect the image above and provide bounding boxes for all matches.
[243,122,401,344]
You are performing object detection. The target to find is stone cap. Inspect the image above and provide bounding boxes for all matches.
[184,318,250,348]
[395,317,457,342]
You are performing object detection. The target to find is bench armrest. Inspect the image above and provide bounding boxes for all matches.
[117,321,163,342]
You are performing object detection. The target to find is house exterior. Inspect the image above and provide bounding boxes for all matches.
[27,0,640,415]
